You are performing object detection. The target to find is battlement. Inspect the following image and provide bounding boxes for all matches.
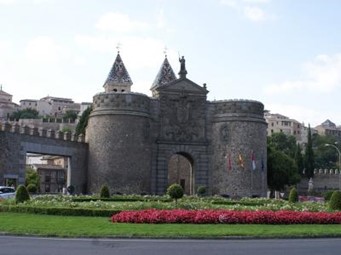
[210,99,265,123]
[92,92,151,117]
[0,122,85,143]
[314,168,340,175]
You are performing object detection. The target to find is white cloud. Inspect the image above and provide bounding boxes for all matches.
[243,0,270,4]
[157,9,166,29]
[220,0,238,7]
[74,34,175,70]
[0,40,11,55]
[265,102,325,127]
[0,0,15,4]
[25,36,65,64]
[264,53,341,95]
[95,12,150,33]
[243,6,266,22]
[220,0,273,22]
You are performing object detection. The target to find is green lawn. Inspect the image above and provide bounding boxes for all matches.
[1,212,341,238]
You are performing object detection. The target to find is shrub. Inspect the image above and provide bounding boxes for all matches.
[15,185,30,204]
[288,187,298,203]
[329,191,341,210]
[197,186,207,197]
[167,184,184,203]
[100,185,110,198]
[324,190,335,201]
[26,184,37,193]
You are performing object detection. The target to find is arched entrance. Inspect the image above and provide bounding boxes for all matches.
[167,152,194,195]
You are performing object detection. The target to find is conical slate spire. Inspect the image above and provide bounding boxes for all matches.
[103,52,133,93]
[151,56,177,90]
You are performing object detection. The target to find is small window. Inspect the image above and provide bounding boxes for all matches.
[113,89,117,92]
[121,89,125,92]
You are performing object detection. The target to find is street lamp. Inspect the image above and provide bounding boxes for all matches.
[325,143,341,191]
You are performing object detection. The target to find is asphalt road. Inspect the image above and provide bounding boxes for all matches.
[1,236,341,255]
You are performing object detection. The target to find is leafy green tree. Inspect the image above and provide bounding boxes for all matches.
[267,145,300,192]
[304,125,315,178]
[329,191,341,210]
[288,187,298,203]
[100,185,110,198]
[167,183,184,204]
[15,185,30,203]
[11,108,39,120]
[268,132,297,158]
[313,134,338,169]
[25,167,40,191]
[75,106,92,136]
[63,110,78,121]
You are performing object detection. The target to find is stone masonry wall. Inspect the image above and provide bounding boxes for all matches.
[208,100,268,197]
[87,92,152,194]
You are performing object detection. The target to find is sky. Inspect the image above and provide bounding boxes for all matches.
[0,0,341,127]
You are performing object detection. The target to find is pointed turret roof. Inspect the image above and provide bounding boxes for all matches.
[151,56,177,90]
[103,52,133,88]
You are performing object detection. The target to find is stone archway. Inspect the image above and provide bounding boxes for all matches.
[167,152,194,195]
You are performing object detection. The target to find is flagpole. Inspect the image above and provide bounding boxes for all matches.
[251,164,253,196]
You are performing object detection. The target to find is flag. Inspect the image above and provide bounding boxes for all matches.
[261,157,264,172]
[238,152,244,169]
[225,153,232,171]
[251,151,256,171]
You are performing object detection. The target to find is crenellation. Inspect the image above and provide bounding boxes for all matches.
[64,131,71,141]
[11,123,20,133]
[39,128,47,137]
[21,125,30,135]
[47,129,55,138]
[30,127,39,136]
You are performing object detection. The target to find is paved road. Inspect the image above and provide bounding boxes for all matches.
[1,236,341,255]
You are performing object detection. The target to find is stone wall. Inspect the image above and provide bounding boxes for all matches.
[208,100,268,197]
[87,92,152,194]
[0,123,88,193]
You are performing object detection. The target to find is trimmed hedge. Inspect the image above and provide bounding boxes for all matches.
[0,205,120,217]
[71,197,172,203]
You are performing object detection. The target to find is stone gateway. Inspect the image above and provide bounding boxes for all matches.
[86,52,268,197]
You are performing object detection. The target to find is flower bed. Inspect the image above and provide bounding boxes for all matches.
[111,209,341,224]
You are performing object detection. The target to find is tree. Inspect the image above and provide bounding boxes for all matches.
[15,185,30,203]
[312,134,337,169]
[268,132,297,158]
[63,110,78,121]
[288,187,298,203]
[304,125,315,179]
[25,167,40,191]
[100,185,110,198]
[329,191,341,210]
[10,108,39,120]
[267,145,300,192]
[75,106,92,136]
[294,143,304,176]
[167,183,184,204]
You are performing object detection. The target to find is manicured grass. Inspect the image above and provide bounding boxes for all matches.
[1,212,341,238]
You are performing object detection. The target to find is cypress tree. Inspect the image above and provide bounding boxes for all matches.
[304,125,315,179]
[75,106,92,136]
[295,143,304,176]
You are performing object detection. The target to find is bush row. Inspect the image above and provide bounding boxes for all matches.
[111,209,341,224]
[0,205,119,217]
[71,196,172,203]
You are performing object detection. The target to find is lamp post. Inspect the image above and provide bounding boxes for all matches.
[325,143,341,190]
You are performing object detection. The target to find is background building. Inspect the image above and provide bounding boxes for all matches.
[0,87,18,121]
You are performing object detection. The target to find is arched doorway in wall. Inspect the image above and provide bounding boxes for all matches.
[167,152,194,195]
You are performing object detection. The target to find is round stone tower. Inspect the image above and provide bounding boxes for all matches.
[208,99,268,197]
[86,52,152,194]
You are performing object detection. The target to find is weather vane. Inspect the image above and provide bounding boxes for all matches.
[163,46,168,58]
[116,42,121,53]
